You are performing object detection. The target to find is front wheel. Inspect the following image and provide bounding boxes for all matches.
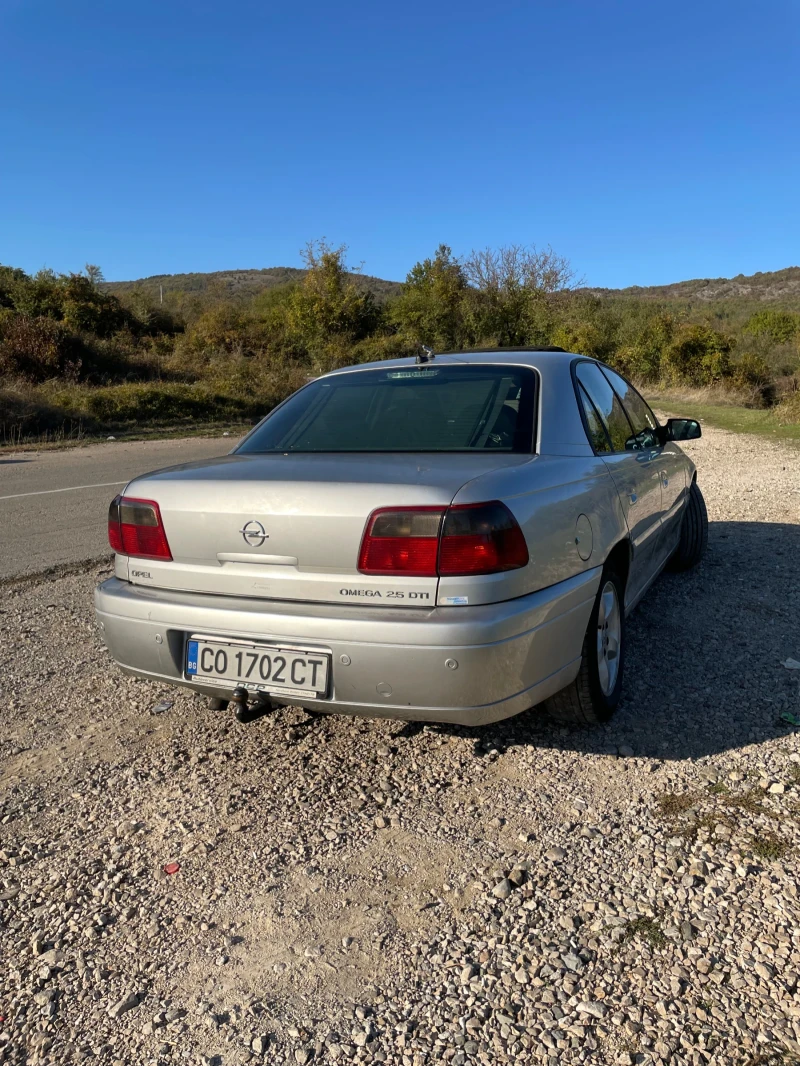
[545,565,626,725]
[668,480,708,571]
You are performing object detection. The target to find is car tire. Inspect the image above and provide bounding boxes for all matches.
[668,480,708,571]
[545,564,626,726]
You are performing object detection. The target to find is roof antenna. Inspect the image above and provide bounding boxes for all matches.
[417,344,435,364]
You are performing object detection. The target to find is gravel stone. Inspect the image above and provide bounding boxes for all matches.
[545,846,567,861]
[107,991,141,1020]
[577,1001,607,1019]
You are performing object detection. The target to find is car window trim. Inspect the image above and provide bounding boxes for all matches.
[235,361,541,456]
[570,358,636,457]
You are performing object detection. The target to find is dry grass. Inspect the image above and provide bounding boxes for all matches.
[751,831,792,862]
[656,787,793,858]
[776,388,800,424]
[656,792,701,819]
[725,789,770,816]
[620,915,667,950]
[645,382,759,409]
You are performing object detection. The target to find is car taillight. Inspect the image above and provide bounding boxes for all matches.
[108,496,123,552]
[357,501,528,578]
[439,501,529,575]
[108,495,172,560]
[358,507,444,576]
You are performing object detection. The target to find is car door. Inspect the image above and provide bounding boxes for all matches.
[599,366,685,563]
[574,362,663,608]
[657,440,687,551]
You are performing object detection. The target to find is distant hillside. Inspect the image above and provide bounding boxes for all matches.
[106,264,800,310]
[104,267,403,302]
[584,266,800,303]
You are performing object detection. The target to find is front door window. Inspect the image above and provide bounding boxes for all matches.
[599,367,660,450]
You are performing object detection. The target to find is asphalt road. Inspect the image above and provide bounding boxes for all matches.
[0,436,237,580]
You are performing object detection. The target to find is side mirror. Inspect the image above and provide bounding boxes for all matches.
[663,417,702,442]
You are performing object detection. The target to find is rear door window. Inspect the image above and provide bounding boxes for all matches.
[575,362,633,453]
[237,365,537,453]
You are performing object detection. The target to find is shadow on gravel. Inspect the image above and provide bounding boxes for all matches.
[0,458,32,464]
[426,521,800,763]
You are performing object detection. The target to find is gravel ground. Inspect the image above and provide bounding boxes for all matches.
[2,424,799,1066]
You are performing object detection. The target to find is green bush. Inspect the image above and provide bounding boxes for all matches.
[774,390,800,424]
[551,296,620,364]
[0,315,88,382]
[551,322,604,360]
[0,383,80,441]
[662,325,734,386]
[178,304,260,356]
[743,309,800,344]
[612,312,675,382]
[85,383,218,422]
[78,382,290,424]
[729,352,774,401]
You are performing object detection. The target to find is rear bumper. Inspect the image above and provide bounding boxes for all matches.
[93,568,600,726]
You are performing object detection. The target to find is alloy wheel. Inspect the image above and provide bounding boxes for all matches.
[596,580,621,696]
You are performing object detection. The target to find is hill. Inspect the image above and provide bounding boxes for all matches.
[584,266,800,304]
[104,267,403,303]
[105,264,800,320]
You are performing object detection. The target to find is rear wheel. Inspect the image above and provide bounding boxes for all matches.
[545,565,626,725]
[668,480,708,571]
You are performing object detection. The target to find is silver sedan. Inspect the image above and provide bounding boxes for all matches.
[94,348,707,726]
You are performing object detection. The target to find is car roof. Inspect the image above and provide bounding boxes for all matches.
[326,348,585,375]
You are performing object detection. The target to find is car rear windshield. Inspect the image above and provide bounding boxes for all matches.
[237,364,537,453]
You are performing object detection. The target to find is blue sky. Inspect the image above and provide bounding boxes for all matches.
[1,0,798,287]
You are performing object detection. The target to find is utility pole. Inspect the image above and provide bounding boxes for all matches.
[160,285,163,305]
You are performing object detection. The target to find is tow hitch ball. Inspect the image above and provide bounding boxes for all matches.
[231,686,274,724]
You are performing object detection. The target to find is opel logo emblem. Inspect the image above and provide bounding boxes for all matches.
[240,520,269,547]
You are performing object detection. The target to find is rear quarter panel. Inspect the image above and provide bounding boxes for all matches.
[439,454,628,606]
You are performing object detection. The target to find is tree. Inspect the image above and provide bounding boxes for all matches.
[391,244,469,349]
[286,240,378,360]
[463,244,579,295]
[61,273,128,336]
[85,264,105,287]
[459,244,579,348]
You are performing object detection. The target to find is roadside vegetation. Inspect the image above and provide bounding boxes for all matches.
[646,387,800,443]
[2,244,799,444]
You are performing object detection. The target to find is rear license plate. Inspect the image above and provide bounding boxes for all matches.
[186,636,330,699]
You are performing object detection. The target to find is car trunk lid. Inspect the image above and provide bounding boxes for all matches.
[121,451,530,606]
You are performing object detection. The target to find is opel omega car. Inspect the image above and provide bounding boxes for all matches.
[94,348,707,726]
